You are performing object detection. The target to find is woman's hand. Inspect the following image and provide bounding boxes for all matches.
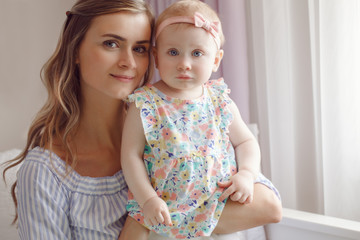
[218,170,255,203]
[142,196,173,226]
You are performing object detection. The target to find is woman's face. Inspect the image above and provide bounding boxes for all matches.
[77,12,152,100]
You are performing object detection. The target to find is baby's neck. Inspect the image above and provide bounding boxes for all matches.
[153,80,204,100]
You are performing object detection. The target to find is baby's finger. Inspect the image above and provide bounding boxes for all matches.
[244,195,253,204]
[155,213,164,225]
[238,194,250,204]
[230,192,242,202]
[217,180,232,189]
[219,185,234,202]
[162,210,173,226]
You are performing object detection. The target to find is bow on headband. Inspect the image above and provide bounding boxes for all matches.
[155,12,221,49]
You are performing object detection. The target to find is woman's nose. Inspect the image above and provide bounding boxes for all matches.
[118,49,136,69]
[177,56,191,71]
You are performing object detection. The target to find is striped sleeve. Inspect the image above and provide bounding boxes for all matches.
[17,159,72,240]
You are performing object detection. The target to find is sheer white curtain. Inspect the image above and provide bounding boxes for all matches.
[246,0,360,221]
[319,0,360,221]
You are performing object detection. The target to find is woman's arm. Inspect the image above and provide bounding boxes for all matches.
[213,183,282,234]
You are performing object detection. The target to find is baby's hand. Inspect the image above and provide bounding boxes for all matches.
[142,196,172,226]
[218,170,254,203]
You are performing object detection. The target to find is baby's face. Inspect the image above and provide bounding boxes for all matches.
[154,23,223,95]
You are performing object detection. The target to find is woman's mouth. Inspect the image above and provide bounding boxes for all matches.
[111,74,135,83]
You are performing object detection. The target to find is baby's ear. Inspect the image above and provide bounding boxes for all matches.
[153,47,159,69]
[213,49,224,72]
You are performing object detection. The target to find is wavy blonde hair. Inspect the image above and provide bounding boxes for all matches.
[2,0,154,224]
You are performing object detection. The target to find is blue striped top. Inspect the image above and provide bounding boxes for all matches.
[16,147,128,240]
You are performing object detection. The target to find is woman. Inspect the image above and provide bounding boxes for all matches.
[3,0,154,239]
[3,0,281,239]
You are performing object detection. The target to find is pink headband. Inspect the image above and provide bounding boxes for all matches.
[155,12,221,49]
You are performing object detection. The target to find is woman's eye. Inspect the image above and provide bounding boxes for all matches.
[192,50,203,57]
[134,46,148,54]
[168,49,179,56]
[103,40,118,48]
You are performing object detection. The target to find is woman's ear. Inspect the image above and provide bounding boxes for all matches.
[213,49,224,72]
[153,47,158,69]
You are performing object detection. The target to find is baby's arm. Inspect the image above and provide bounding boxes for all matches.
[121,103,172,226]
[218,101,260,203]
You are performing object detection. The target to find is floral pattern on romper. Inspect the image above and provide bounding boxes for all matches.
[126,78,237,239]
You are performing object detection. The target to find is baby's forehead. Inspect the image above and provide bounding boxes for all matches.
[155,25,218,50]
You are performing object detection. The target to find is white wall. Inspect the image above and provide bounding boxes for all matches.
[0,0,74,151]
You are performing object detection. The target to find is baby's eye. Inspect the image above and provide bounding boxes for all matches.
[103,40,118,49]
[168,49,179,56]
[134,46,148,54]
[192,50,203,57]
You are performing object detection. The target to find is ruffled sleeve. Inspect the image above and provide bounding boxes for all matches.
[17,158,72,240]
[127,86,158,134]
[205,78,233,134]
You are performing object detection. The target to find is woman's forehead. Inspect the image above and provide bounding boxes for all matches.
[88,12,151,40]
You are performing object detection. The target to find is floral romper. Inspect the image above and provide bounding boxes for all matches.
[126,78,238,238]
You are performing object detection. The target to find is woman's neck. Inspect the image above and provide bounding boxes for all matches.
[77,96,125,151]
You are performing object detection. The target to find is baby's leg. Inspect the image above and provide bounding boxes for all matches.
[118,216,149,240]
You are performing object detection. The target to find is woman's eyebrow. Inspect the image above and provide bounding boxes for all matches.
[101,33,150,44]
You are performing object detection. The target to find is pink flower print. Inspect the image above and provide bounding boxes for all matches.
[175,235,187,239]
[190,190,202,199]
[133,213,145,224]
[178,204,191,212]
[211,167,218,176]
[172,101,185,110]
[157,106,168,117]
[186,182,195,192]
[170,159,178,168]
[195,231,205,237]
[161,128,172,140]
[194,213,207,222]
[206,129,217,139]
[170,192,177,201]
[198,124,208,131]
[181,133,189,141]
[210,203,217,213]
[145,115,157,125]
[215,107,221,116]
[199,146,210,156]
[171,229,179,235]
[154,168,167,179]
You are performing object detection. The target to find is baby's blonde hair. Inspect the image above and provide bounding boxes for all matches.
[155,0,225,47]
